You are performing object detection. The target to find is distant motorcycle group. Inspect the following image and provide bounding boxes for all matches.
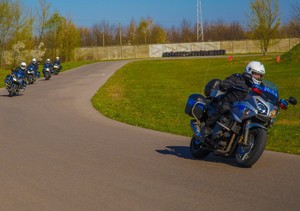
[4,57,62,97]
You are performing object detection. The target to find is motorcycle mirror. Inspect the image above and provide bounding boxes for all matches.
[288,97,297,105]
[279,99,288,110]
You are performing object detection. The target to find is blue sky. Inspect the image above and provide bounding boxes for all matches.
[24,0,299,27]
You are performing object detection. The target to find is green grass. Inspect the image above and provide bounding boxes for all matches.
[92,53,300,155]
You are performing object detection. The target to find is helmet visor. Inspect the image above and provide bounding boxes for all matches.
[252,72,264,82]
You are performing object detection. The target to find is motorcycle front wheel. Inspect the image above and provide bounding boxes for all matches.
[44,72,50,80]
[190,135,211,159]
[8,83,18,97]
[235,128,267,168]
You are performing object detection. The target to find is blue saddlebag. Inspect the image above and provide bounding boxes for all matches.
[185,94,206,120]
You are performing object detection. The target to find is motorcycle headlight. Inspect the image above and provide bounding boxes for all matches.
[256,99,268,115]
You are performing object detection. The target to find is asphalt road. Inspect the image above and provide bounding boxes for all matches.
[0,61,299,210]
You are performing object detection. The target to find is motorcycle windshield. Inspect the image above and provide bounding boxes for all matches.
[28,65,35,71]
[261,80,279,104]
[15,72,24,78]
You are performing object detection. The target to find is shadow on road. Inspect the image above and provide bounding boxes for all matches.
[156,146,193,159]
[156,145,238,167]
[0,93,24,97]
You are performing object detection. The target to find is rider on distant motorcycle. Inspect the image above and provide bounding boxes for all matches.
[28,58,40,77]
[198,61,266,142]
[43,58,53,75]
[30,58,39,70]
[12,62,27,90]
[53,56,62,71]
[54,56,61,66]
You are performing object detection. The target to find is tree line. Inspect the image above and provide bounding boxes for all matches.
[0,0,300,68]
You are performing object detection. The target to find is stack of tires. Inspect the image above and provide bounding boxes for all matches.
[162,49,226,57]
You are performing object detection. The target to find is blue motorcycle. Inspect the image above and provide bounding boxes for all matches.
[26,63,40,84]
[185,79,297,167]
[52,62,62,75]
[43,63,52,80]
[4,70,27,97]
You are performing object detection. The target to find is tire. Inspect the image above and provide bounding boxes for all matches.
[45,72,50,80]
[8,84,17,97]
[9,90,14,97]
[190,135,211,159]
[235,128,267,168]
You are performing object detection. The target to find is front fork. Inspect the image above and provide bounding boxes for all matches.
[242,120,267,145]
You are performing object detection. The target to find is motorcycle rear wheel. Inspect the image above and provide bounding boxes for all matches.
[190,135,211,159]
[235,128,267,168]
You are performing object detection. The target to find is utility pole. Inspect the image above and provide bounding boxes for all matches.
[196,0,204,42]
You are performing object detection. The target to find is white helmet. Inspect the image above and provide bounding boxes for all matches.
[46,58,50,63]
[56,56,59,60]
[244,61,265,85]
[32,58,37,64]
[20,62,26,70]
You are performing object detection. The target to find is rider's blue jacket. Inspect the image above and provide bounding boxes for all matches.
[12,67,26,79]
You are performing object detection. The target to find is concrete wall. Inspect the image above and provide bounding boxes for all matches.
[221,38,300,54]
[73,38,300,61]
[74,45,149,61]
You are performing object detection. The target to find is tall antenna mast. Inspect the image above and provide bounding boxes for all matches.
[196,0,204,42]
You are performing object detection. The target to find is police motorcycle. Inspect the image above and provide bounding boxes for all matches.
[52,61,62,75]
[26,63,40,84]
[185,79,297,167]
[4,67,27,97]
[43,61,52,80]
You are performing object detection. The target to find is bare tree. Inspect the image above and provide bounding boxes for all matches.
[247,0,280,54]
[166,26,181,43]
[78,27,93,47]
[126,18,136,45]
[91,23,103,46]
[289,2,300,37]
[180,19,195,42]
[36,0,51,44]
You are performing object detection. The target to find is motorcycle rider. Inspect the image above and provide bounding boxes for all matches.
[198,61,266,141]
[53,56,62,71]
[54,56,61,66]
[43,58,53,75]
[30,58,39,70]
[12,62,27,90]
[28,58,40,77]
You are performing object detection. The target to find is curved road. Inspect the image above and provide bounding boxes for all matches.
[0,61,299,210]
